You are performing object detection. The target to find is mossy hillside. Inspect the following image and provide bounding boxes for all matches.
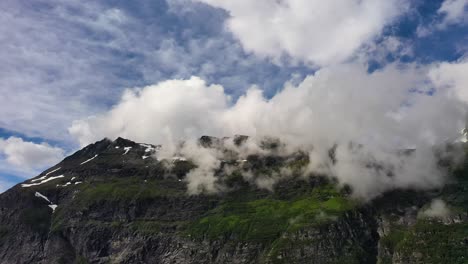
[74,176,186,206]
[52,214,183,237]
[379,226,407,252]
[395,220,468,264]
[70,152,308,209]
[376,217,468,264]
[377,175,468,264]
[50,176,187,232]
[188,184,355,242]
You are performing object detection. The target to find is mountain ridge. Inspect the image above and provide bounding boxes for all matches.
[0,136,467,263]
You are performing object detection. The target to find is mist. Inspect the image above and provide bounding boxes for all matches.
[69,61,468,199]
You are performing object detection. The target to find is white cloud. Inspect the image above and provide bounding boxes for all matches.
[69,61,468,198]
[69,76,230,147]
[438,0,468,27]
[181,140,223,195]
[194,0,408,66]
[419,199,451,218]
[0,137,65,177]
[417,0,468,37]
[429,58,468,104]
[0,0,292,143]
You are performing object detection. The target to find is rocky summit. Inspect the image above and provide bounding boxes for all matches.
[0,137,467,264]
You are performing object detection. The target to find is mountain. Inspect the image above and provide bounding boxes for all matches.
[0,137,467,264]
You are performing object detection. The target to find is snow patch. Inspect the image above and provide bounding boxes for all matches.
[122,147,132,155]
[31,167,62,182]
[80,154,98,165]
[71,177,76,181]
[74,181,82,185]
[115,146,120,149]
[48,204,58,212]
[172,156,187,161]
[57,182,72,187]
[22,175,65,187]
[142,155,150,159]
[34,192,57,212]
[45,167,61,176]
[35,192,51,203]
[140,143,158,153]
[31,175,47,183]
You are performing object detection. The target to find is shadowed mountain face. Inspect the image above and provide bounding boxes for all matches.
[0,137,467,264]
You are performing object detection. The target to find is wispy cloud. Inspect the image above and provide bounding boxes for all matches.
[437,0,468,27]
[0,0,310,144]
[417,0,468,37]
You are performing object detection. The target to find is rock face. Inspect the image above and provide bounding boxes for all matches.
[0,137,467,264]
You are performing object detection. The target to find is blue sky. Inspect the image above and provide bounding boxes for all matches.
[1,0,467,192]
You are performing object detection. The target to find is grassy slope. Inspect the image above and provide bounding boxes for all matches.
[187,184,354,241]
[379,157,468,264]
[44,151,468,263]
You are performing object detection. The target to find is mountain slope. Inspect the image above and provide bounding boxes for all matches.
[0,137,467,264]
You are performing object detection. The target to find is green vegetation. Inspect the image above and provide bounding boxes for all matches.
[380,225,407,251]
[129,220,162,234]
[377,217,468,264]
[50,206,66,233]
[74,255,88,264]
[395,220,468,264]
[50,176,186,233]
[188,184,355,242]
[75,177,185,207]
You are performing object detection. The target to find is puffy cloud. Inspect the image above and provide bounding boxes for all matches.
[69,77,230,147]
[70,61,468,198]
[417,0,468,37]
[429,58,468,104]
[194,0,408,66]
[0,0,310,143]
[180,140,223,195]
[419,199,451,219]
[437,0,468,27]
[0,137,65,177]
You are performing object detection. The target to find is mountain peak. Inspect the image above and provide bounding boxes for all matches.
[0,136,467,263]
[113,137,137,147]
